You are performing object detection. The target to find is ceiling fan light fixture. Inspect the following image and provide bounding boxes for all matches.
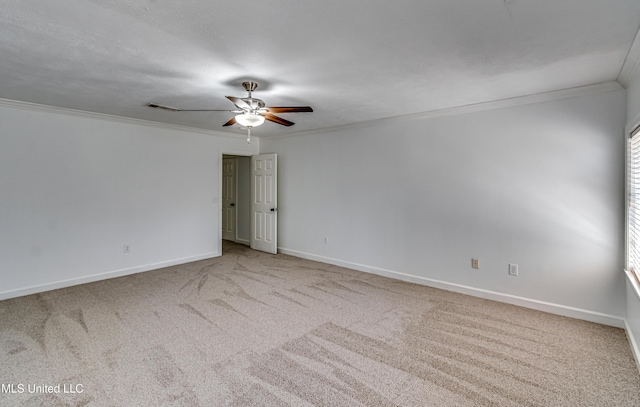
[235,113,265,128]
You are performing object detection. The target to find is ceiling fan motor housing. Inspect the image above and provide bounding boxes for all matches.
[241,98,266,110]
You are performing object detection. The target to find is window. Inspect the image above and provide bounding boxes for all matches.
[628,124,640,285]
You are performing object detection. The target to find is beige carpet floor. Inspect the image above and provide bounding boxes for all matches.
[1,241,640,406]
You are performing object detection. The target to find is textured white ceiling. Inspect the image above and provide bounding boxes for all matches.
[1,0,639,138]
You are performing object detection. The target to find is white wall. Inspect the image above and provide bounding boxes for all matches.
[0,101,257,299]
[262,85,627,324]
[628,62,640,130]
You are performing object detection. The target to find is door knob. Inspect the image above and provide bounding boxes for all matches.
[230,203,235,207]
[270,208,277,212]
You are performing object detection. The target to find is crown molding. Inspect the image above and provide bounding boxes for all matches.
[0,97,247,141]
[0,81,622,144]
[619,25,640,87]
[264,81,623,141]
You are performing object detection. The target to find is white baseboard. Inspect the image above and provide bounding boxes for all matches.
[0,251,221,301]
[235,238,250,246]
[278,247,626,328]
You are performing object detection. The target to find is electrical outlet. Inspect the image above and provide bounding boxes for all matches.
[471,258,479,269]
[508,263,518,276]
[124,244,130,254]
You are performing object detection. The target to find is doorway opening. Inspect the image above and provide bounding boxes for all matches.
[219,153,278,255]
[221,155,252,251]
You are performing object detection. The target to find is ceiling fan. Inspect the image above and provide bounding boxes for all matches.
[148,81,313,143]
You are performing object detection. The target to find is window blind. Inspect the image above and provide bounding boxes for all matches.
[628,124,640,283]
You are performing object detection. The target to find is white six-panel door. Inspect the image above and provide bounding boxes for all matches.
[251,154,277,254]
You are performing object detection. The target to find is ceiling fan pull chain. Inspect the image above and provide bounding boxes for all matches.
[247,127,251,144]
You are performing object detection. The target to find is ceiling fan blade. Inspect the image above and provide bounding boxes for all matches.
[222,117,236,127]
[147,103,181,111]
[226,96,251,110]
[264,113,295,127]
[148,103,232,112]
[265,106,313,113]
[178,109,233,112]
